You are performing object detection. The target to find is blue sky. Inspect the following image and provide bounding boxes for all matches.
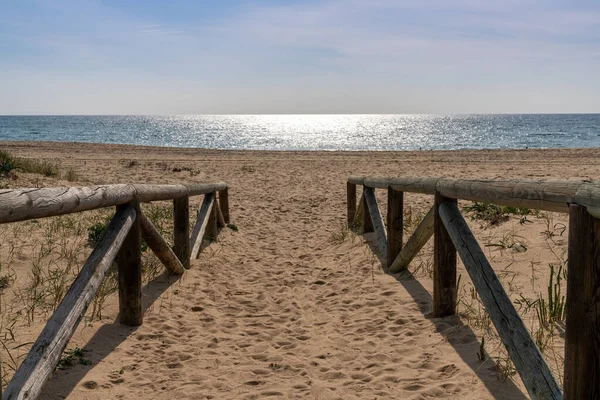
[1,0,599,114]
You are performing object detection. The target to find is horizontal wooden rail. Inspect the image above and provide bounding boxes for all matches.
[0,182,228,223]
[349,176,600,217]
[3,205,137,400]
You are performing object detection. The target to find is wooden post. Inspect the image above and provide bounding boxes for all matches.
[116,201,143,326]
[219,188,230,224]
[565,204,600,400]
[347,182,356,225]
[207,192,218,241]
[433,192,457,318]
[173,196,190,269]
[387,188,403,270]
[363,187,374,233]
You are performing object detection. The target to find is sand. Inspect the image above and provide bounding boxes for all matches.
[1,141,600,399]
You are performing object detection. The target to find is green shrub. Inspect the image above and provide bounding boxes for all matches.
[0,148,58,177]
[463,202,533,226]
[0,149,15,174]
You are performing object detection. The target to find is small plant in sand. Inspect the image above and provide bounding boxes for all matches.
[463,202,534,227]
[57,347,91,370]
[539,212,566,240]
[328,222,352,245]
[62,167,79,182]
[485,229,527,253]
[0,149,59,177]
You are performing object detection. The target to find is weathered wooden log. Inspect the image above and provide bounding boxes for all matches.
[0,183,229,224]
[388,206,434,273]
[116,201,143,326]
[564,204,600,399]
[353,177,600,216]
[3,205,136,400]
[363,177,440,194]
[347,182,357,225]
[574,183,600,218]
[173,196,190,269]
[207,193,219,241]
[362,188,374,233]
[187,182,228,197]
[218,188,230,223]
[433,192,456,318]
[437,178,577,214]
[386,188,403,270]
[438,201,562,400]
[140,211,185,275]
[347,176,365,185]
[135,182,227,202]
[0,184,135,223]
[190,193,215,259]
[363,187,387,258]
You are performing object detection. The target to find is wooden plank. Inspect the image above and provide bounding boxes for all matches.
[389,206,434,273]
[364,187,387,258]
[347,182,357,225]
[438,201,562,400]
[564,204,600,399]
[386,188,403,271]
[0,184,135,223]
[189,193,215,259]
[216,200,226,228]
[207,193,218,241]
[433,192,456,318]
[218,188,230,223]
[362,188,374,233]
[173,196,190,269]
[116,201,143,326]
[354,192,365,226]
[140,211,185,276]
[3,206,136,400]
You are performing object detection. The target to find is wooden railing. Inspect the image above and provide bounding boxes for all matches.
[347,176,600,400]
[0,183,230,400]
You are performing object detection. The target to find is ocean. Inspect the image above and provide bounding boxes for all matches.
[0,114,598,151]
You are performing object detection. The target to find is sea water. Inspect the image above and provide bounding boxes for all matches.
[0,114,598,151]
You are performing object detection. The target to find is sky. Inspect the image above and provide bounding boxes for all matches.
[1,0,599,114]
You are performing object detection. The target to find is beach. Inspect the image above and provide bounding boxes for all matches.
[1,141,600,399]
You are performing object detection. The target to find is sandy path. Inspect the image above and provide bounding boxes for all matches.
[2,142,599,399]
